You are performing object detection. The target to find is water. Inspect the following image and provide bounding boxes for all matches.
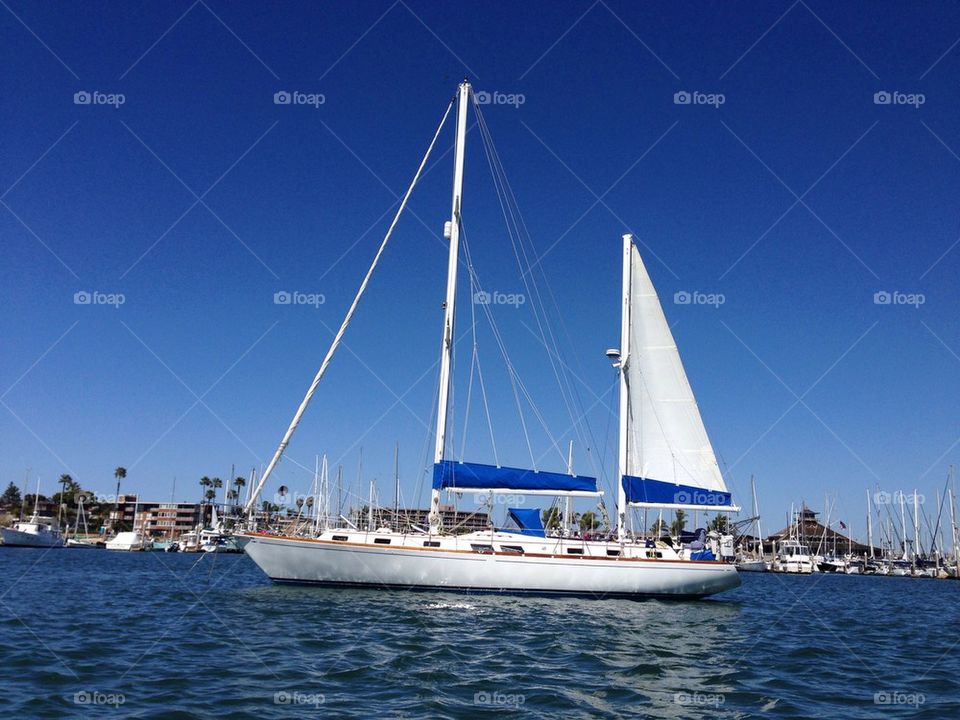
[1,548,957,718]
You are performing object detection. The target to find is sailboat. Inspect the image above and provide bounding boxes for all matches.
[1,477,64,548]
[65,493,104,548]
[239,81,740,598]
[736,477,768,572]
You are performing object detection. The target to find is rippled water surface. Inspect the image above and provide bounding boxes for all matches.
[1,548,958,718]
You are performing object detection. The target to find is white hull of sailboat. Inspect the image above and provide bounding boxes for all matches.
[242,534,740,599]
[735,559,768,572]
[1,527,64,548]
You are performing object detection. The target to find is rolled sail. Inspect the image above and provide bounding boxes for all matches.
[433,460,598,494]
[622,242,735,510]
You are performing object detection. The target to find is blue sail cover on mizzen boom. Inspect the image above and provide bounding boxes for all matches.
[432,460,597,493]
[622,475,734,508]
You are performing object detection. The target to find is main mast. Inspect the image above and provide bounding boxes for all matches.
[615,233,633,542]
[429,80,470,533]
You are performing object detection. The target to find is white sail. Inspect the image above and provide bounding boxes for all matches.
[623,240,730,506]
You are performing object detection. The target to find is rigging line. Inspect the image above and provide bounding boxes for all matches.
[473,106,579,432]
[244,97,455,513]
[459,222,539,468]
[458,268,480,460]
[474,101,599,479]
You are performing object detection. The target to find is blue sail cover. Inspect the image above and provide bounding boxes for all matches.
[622,475,733,508]
[506,507,545,537]
[432,460,596,493]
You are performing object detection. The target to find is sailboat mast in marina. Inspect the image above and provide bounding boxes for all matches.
[238,81,740,598]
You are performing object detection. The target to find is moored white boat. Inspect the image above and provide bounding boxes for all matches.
[105,531,146,551]
[240,81,740,599]
[2,514,64,548]
[774,539,814,573]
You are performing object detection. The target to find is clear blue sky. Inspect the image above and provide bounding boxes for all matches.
[2,1,959,545]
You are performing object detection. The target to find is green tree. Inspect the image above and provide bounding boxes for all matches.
[542,507,561,532]
[670,509,687,536]
[650,518,668,535]
[113,467,126,498]
[579,511,600,532]
[204,489,216,502]
[0,482,22,510]
[708,515,730,534]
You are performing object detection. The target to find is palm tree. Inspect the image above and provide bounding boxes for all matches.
[670,509,688,537]
[113,467,126,503]
[579,511,599,533]
[233,476,246,501]
[650,518,668,536]
[542,507,561,532]
[708,515,730,534]
[204,489,216,502]
[199,476,211,501]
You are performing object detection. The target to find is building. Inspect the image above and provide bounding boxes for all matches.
[107,495,212,540]
[763,505,882,556]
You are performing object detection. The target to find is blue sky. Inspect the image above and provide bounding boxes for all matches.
[2,1,959,546]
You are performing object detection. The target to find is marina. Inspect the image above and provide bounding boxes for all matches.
[3,1,959,717]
